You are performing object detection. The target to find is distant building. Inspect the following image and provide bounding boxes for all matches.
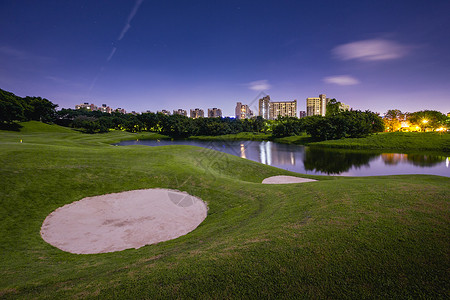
[190,108,204,118]
[115,108,126,114]
[99,104,112,113]
[258,95,297,119]
[339,103,350,111]
[258,95,271,119]
[306,94,350,116]
[76,102,120,114]
[75,102,91,110]
[299,111,306,118]
[173,109,187,116]
[270,100,297,119]
[235,102,253,119]
[306,94,328,116]
[208,108,222,118]
[158,110,171,115]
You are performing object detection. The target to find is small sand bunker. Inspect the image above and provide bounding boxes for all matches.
[262,175,317,184]
[40,189,207,254]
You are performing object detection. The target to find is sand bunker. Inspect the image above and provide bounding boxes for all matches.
[262,175,317,184]
[40,189,207,254]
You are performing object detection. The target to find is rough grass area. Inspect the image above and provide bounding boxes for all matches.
[0,122,449,299]
[309,132,450,152]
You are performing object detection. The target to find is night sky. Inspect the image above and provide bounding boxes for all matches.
[1,0,449,116]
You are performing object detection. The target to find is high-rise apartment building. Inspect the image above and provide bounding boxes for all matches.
[270,100,297,119]
[259,95,297,119]
[299,111,306,118]
[259,95,271,119]
[306,94,350,116]
[190,108,204,118]
[306,94,329,116]
[173,109,187,116]
[235,102,253,119]
[208,108,222,118]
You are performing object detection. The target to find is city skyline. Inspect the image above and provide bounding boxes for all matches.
[1,1,450,116]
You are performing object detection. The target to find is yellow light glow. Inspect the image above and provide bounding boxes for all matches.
[422,119,428,124]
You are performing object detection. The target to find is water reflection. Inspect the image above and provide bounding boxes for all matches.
[240,143,246,159]
[259,141,272,165]
[115,139,449,177]
[381,153,447,167]
[258,141,297,166]
[303,148,378,174]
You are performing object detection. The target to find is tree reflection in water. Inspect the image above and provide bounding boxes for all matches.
[303,147,378,174]
[382,153,446,167]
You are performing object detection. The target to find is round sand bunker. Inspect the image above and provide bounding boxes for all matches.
[40,189,208,254]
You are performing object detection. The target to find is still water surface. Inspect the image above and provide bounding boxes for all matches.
[116,139,449,177]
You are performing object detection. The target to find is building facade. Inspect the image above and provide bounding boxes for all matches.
[270,100,297,119]
[258,95,271,119]
[190,108,204,118]
[306,94,329,116]
[259,95,297,119]
[235,102,253,119]
[208,108,222,118]
[299,111,306,118]
[306,94,350,116]
[173,109,187,116]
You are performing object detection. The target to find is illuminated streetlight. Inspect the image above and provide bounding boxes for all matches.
[422,119,428,124]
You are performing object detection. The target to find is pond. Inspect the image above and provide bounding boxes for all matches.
[116,139,449,177]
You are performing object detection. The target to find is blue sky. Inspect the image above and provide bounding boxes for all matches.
[1,0,449,116]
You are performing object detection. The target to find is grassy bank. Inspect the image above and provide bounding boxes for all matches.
[187,131,450,153]
[0,122,449,298]
[309,132,450,152]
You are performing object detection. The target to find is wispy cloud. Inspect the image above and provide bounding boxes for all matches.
[333,39,409,61]
[247,80,271,91]
[0,46,53,62]
[323,75,360,86]
[45,76,83,88]
[118,0,144,41]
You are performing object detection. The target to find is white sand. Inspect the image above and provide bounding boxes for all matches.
[40,189,207,254]
[262,175,317,184]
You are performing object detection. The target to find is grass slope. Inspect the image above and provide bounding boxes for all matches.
[310,132,450,152]
[0,122,449,299]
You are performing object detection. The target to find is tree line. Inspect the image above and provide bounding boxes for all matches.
[3,88,447,141]
[383,109,448,132]
[0,88,58,124]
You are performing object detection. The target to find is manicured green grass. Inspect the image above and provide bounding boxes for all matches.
[310,132,450,152]
[1,122,449,298]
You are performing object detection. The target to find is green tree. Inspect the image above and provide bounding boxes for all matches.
[325,98,342,117]
[0,89,26,123]
[383,109,404,132]
[407,110,447,131]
